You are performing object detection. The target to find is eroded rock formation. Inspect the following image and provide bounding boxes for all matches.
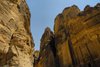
[1,0,100,67]
[55,3,100,67]
[35,3,100,67]
[35,27,56,67]
[0,0,34,67]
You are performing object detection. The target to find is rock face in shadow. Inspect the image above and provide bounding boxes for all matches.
[34,50,39,65]
[0,0,34,67]
[35,27,56,67]
[35,3,100,67]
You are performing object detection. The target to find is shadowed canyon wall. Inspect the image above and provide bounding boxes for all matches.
[35,3,100,67]
[0,0,34,67]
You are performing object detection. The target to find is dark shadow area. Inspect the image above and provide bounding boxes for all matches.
[49,37,60,67]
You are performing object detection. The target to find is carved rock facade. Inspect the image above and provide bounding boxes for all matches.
[0,0,34,67]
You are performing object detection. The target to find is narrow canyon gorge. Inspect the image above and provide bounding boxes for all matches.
[0,0,100,67]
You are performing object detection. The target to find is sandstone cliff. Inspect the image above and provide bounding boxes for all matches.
[0,0,34,67]
[54,3,100,67]
[1,0,100,67]
[35,3,100,67]
[35,27,56,67]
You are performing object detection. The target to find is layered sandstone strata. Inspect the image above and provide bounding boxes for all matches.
[0,0,34,67]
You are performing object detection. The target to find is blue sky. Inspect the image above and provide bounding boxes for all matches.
[25,0,100,51]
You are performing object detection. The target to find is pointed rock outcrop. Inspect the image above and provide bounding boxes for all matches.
[35,27,56,67]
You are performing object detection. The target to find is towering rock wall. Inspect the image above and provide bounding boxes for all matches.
[54,3,100,67]
[54,5,80,67]
[35,3,100,67]
[0,0,34,67]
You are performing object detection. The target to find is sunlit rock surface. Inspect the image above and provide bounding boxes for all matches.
[0,0,34,67]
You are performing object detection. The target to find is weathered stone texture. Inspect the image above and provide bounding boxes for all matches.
[34,3,100,67]
[54,3,100,67]
[54,5,80,67]
[0,0,34,67]
[34,50,39,65]
[35,27,56,67]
